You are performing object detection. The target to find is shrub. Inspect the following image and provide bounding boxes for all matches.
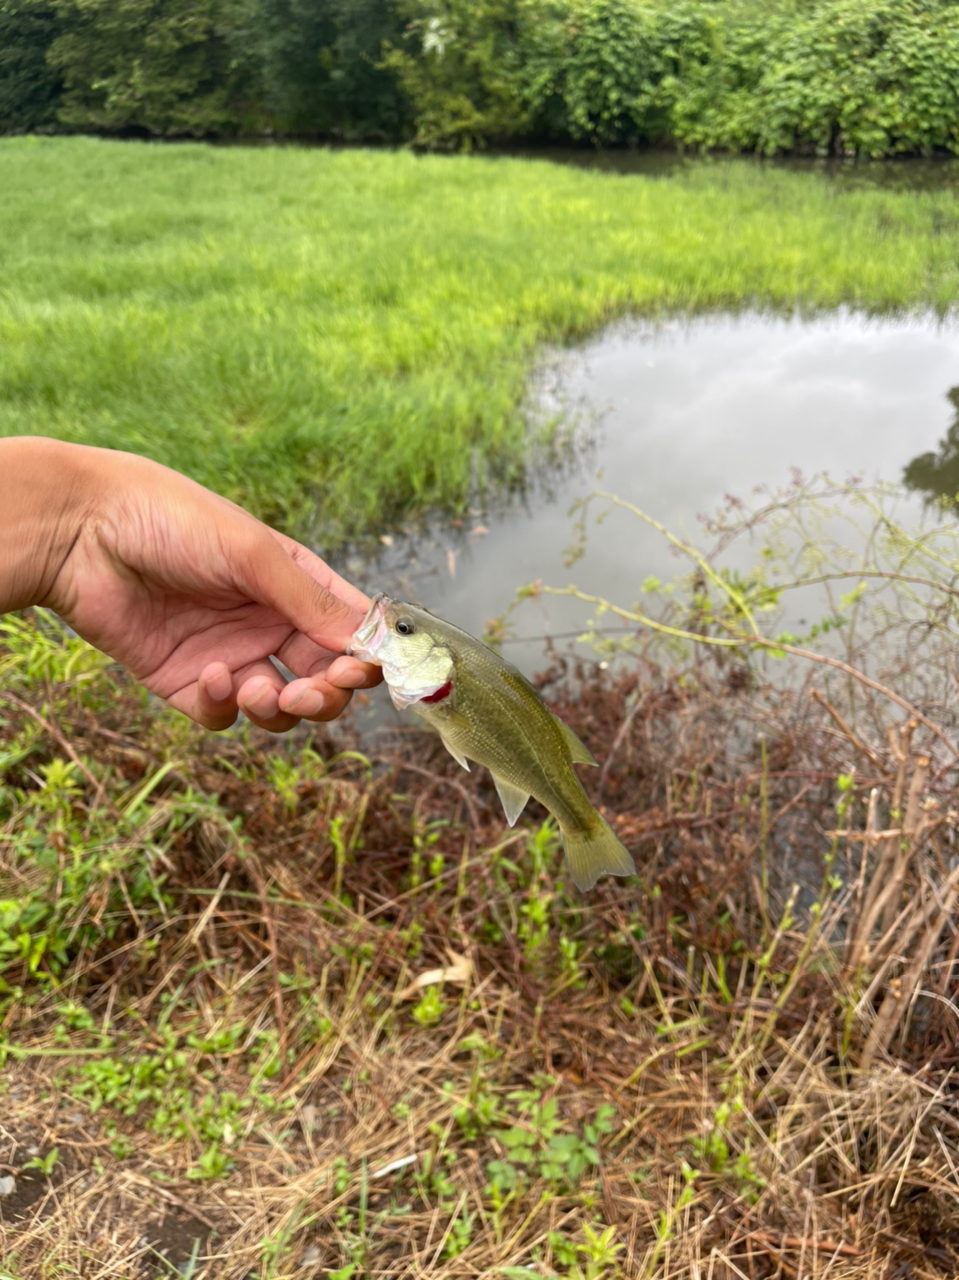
[745,0,959,158]
[383,0,548,147]
[231,0,410,137]
[48,0,258,136]
[389,0,959,156]
[539,0,661,145]
[0,0,63,131]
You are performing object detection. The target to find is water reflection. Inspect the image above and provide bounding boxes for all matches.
[341,310,959,690]
[487,147,959,193]
[903,387,959,507]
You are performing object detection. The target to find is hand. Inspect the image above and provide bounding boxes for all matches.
[5,440,381,732]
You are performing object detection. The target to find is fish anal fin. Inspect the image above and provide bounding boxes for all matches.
[555,715,598,767]
[562,817,635,892]
[440,735,471,772]
[492,775,530,827]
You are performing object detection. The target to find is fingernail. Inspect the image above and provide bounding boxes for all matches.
[205,666,232,701]
[292,690,325,717]
[336,669,369,689]
[245,682,274,714]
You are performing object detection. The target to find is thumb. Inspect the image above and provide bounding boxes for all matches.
[237,526,367,652]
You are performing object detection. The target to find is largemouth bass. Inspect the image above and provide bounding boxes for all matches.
[349,594,635,891]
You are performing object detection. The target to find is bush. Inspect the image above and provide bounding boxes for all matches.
[6,0,959,156]
[383,0,545,148]
[0,0,63,131]
[389,0,959,155]
[672,0,959,158]
[48,0,258,136]
[232,0,409,138]
[536,0,663,145]
[754,0,959,158]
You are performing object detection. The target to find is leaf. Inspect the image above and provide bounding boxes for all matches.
[547,1134,579,1154]
[399,949,472,1000]
[497,1126,536,1150]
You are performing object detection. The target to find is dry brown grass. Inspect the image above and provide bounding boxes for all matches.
[2,617,959,1279]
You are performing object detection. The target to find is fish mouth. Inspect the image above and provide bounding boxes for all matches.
[348,593,390,661]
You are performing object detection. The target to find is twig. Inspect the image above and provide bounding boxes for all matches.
[748,1231,864,1258]
[881,754,931,937]
[253,869,289,1088]
[860,866,959,1068]
[396,761,481,832]
[599,687,646,793]
[776,568,959,601]
[539,588,959,757]
[809,689,882,770]
[0,690,120,818]
[185,871,231,950]
[753,641,957,759]
[845,759,933,978]
[120,1170,217,1231]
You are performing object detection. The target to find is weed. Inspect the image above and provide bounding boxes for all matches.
[4,143,959,547]
[486,1091,616,1196]
[5,550,959,1275]
[20,1147,58,1177]
[411,986,445,1027]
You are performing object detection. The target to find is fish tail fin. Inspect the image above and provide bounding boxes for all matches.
[561,816,636,892]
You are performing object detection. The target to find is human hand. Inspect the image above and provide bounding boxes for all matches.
[4,439,381,731]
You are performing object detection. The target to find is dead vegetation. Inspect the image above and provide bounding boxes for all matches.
[1,577,959,1279]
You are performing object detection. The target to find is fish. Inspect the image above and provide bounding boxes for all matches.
[348,594,636,891]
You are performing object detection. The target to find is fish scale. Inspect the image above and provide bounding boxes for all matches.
[350,595,636,891]
[431,660,590,832]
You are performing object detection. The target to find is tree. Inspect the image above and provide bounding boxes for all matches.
[232,0,409,136]
[49,0,257,135]
[0,0,63,130]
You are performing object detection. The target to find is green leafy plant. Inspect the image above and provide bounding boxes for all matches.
[411,985,445,1026]
[21,1146,59,1177]
[486,1093,615,1195]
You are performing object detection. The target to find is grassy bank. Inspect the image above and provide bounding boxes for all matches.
[2,606,959,1277]
[2,137,959,549]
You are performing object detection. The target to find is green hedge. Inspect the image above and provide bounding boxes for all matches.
[3,0,959,156]
[388,0,959,155]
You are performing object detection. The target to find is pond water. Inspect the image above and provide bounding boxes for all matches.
[492,147,959,194]
[341,310,959,703]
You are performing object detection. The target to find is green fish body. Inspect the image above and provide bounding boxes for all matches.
[349,595,635,891]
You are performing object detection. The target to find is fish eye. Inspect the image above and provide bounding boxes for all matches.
[395,618,415,636]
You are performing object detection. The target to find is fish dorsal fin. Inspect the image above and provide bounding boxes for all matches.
[555,715,598,767]
[492,774,530,827]
[440,735,471,772]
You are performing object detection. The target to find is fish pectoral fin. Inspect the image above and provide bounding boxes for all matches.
[439,735,471,772]
[492,775,530,827]
[555,715,598,767]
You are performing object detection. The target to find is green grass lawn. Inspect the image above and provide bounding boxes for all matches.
[2,137,959,550]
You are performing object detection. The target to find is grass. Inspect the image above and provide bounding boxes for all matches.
[3,604,959,1278]
[2,138,959,548]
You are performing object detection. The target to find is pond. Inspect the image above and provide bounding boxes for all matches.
[341,309,959,701]
[494,147,959,193]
